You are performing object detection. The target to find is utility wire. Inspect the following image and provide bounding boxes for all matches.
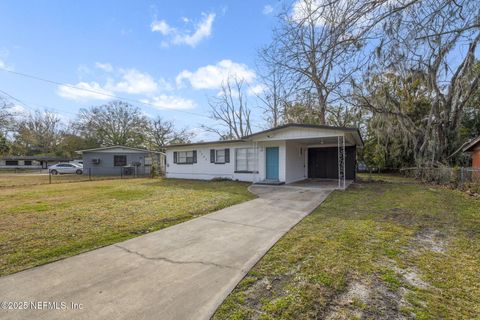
[0,67,266,131]
[0,67,211,119]
[0,89,35,112]
[0,89,78,116]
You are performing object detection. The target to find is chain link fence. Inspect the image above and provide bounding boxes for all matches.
[0,166,161,188]
[400,166,480,187]
[459,167,480,184]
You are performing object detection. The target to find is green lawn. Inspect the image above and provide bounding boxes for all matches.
[0,178,254,276]
[214,178,480,319]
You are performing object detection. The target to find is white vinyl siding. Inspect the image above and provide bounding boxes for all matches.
[235,148,255,172]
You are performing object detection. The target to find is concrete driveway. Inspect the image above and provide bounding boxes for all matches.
[1,183,334,320]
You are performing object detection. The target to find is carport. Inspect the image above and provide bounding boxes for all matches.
[283,134,360,189]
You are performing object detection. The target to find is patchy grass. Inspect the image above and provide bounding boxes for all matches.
[0,178,254,276]
[214,179,480,319]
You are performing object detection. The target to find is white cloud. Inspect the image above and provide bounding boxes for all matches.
[57,64,171,101]
[291,0,383,28]
[151,20,175,35]
[107,69,158,94]
[0,59,5,69]
[95,62,114,72]
[57,82,113,101]
[248,84,266,95]
[176,60,257,90]
[9,104,26,114]
[141,95,196,110]
[151,13,216,47]
[292,0,326,24]
[263,4,274,15]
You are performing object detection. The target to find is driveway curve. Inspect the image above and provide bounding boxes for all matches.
[1,184,333,320]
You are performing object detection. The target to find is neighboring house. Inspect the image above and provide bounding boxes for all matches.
[165,124,363,188]
[0,156,72,169]
[76,146,165,176]
[462,136,480,169]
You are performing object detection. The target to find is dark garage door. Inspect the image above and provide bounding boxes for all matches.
[308,147,356,180]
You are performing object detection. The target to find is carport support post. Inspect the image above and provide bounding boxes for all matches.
[338,135,346,190]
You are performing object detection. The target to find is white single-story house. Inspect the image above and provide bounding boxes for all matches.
[76,146,165,176]
[165,124,363,188]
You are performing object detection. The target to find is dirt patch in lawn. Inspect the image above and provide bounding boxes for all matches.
[413,228,447,253]
[213,180,480,320]
[323,270,422,320]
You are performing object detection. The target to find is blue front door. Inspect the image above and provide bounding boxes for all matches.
[266,147,279,180]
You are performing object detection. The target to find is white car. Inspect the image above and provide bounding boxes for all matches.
[49,163,83,175]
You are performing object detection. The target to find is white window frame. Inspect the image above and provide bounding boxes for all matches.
[215,149,226,164]
[235,148,255,172]
[177,151,194,164]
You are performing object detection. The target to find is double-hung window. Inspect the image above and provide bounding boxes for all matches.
[174,151,196,164]
[215,150,225,163]
[235,148,255,172]
[210,149,230,164]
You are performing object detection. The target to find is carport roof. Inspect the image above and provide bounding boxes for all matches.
[166,124,364,149]
[242,123,364,145]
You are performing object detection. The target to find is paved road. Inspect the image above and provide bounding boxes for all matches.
[0,184,333,320]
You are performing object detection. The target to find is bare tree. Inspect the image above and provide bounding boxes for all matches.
[147,117,193,152]
[14,110,62,155]
[257,43,298,128]
[356,0,480,165]
[203,77,252,140]
[75,100,149,147]
[264,0,385,124]
[0,96,14,135]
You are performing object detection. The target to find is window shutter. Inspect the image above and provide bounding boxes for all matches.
[173,152,177,164]
[210,149,215,163]
[193,150,197,163]
[225,148,230,163]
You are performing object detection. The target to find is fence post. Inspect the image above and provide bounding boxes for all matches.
[89,168,92,181]
[121,167,123,179]
[49,171,52,184]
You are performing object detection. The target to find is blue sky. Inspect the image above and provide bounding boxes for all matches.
[0,0,280,140]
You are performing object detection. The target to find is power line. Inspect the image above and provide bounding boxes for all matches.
[0,89,78,116]
[0,67,211,119]
[0,67,266,132]
[0,89,35,112]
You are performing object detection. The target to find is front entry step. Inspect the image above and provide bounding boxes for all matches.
[254,180,285,185]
